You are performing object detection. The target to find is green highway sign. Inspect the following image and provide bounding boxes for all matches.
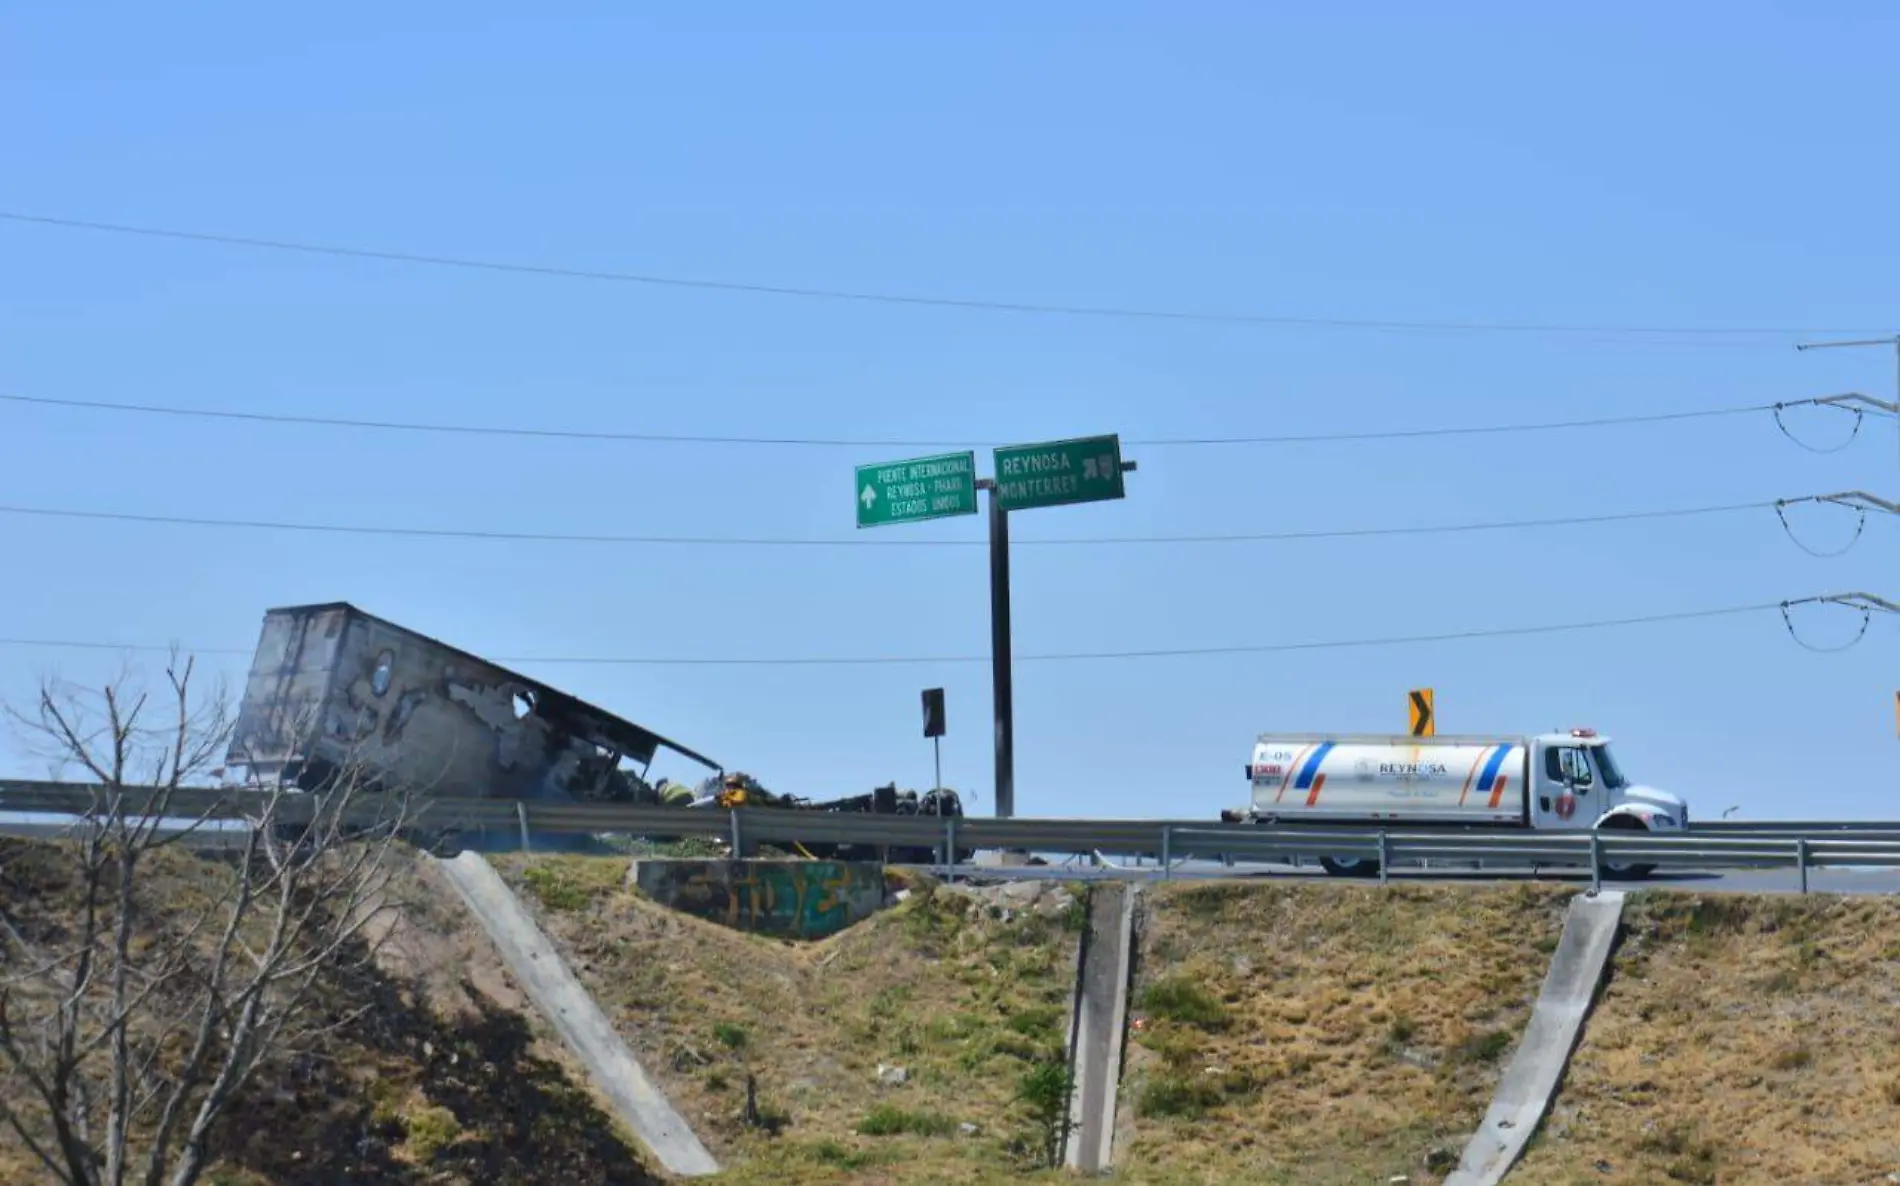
[993,434,1125,513]
[856,451,979,528]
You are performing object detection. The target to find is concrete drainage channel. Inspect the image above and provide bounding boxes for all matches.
[1061,882,1139,1174]
[430,852,722,1178]
[1445,889,1627,1186]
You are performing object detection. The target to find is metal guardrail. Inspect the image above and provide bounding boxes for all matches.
[0,780,1895,893]
[1690,820,1900,837]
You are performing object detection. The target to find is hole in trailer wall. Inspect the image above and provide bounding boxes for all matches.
[512,690,535,720]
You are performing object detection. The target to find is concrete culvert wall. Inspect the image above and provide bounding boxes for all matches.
[628,858,889,939]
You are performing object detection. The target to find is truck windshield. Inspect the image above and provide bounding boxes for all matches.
[1591,744,1628,790]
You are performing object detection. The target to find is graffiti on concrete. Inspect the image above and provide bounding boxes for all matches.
[633,859,887,939]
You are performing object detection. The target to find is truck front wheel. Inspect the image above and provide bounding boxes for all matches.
[1596,817,1655,880]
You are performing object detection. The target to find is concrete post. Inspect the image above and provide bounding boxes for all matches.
[516,801,531,853]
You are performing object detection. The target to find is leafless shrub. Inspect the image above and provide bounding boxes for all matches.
[0,652,413,1186]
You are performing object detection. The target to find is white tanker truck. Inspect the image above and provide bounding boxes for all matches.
[1219,728,1690,878]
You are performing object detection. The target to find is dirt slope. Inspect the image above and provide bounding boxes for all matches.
[45,839,1899,1185]
[1511,893,1900,1186]
[1114,880,1576,1186]
[492,855,1085,1184]
[0,839,655,1186]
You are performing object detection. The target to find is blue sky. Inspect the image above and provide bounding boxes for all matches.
[0,2,1894,821]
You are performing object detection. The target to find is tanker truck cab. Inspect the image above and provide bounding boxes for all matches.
[1534,729,1686,836]
[1234,727,1689,878]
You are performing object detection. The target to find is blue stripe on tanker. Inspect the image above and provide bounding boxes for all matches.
[1294,741,1335,790]
[1476,745,1512,793]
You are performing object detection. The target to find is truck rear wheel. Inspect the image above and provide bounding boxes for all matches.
[1319,855,1381,878]
[1596,817,1655,879]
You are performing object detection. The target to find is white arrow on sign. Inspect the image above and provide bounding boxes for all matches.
[860,484,878,510]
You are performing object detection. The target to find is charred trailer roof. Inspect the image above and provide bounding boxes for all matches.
[225,602,720,801]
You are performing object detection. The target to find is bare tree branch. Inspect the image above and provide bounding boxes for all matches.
[0,659,415,1186]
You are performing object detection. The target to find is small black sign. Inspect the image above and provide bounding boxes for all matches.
[922,687,946,739]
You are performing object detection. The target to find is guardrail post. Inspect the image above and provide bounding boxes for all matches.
[729,809,743,859]
[1378,831,1389,886]
[1160,826,1173,880]
[946,817,959,883]
[515,801,531,853]
[1796,838,1809,894]
[1589,832,1602,895]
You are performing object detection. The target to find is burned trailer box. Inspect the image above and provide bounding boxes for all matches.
[225,602,720,802]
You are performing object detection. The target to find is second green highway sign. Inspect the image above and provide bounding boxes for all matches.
[993,434,1125,512]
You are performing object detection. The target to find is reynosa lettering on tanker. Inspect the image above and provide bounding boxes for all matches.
[1376,762,1450,777]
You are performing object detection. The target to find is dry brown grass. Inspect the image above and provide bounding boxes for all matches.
[0,838,657,1186]
[1113,879,1575,1186]
[491,854,1086,1183]
[1511,893,1900,1186]
[57,838,1890,1185]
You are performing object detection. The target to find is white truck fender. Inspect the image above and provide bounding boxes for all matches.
[1593,804,1680,832]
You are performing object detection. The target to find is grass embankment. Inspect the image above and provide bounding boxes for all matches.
[493,854,1087,1184]
[1117,881,1574,1186]
[1511,894,1900,1186]
[0,839,655,1186]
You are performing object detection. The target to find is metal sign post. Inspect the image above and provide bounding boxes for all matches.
[975,478,1015,819]
[856,435,1134,820]
[984,434,1135,818]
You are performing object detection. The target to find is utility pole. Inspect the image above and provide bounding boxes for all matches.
[1793,341,1900,751]
[1794,336,1900,467]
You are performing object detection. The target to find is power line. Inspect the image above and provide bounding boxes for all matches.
[0,601,1814,666]
[0,211,1883,339]
[0,390,1826,449]
[0,499,1783,549]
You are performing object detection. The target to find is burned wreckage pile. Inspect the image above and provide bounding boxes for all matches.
[683,771,971,864]
[224,602,968,859]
